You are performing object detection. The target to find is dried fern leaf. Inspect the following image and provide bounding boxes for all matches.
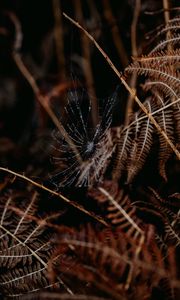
[154,95,175,180]
[111,127,133,181]
[126,61,180,90]
[0,191,71,298]
[134,189,180,247]
[127,99,155,183]
[51,225,180,298]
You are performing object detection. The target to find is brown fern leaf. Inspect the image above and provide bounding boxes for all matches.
[154,94,175,180]
[50,225,138,298]
[88,181,143,240]
[149,16,180,54]
[137,50,180,64]
[134,188,180,248]
[0,190,72,299]
[111,98,157,183]
[50,224,180,299]
[142,79,180,154]
[150,33,180,54]
[111,127,133,181]
[157,17,180,33]
[126,60,179,90]
[173,107,180,149]
[114,17,180,183]
[126,99,155,183]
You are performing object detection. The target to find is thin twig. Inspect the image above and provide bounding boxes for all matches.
[162,0,176,106]
[0,166,108,226]
[102,0,128,68]
[52,0,66,80]
[9,12,82,164]
[131,0,141,59]
[125,0,141,125]
[63,12,180,160]
[163,0,173,53]
[14,53,82,163]
[74,0,99,128]
[163,0,171,24]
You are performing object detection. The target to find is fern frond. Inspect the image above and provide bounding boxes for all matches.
[0,190,72,298]
[150,34,180,54]
[126,61,179,89]
[127,99,154,182]
[116,17,180,182]
[90,182,143,241]
[136,49,180,64]
[111,127,133,181]
[155,94,174,180]
[51,225,180,299]
[134,189,180,248]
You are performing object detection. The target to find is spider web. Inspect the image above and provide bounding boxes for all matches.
[51,86,118,187]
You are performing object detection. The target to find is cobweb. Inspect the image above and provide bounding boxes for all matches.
[51,86,118,187]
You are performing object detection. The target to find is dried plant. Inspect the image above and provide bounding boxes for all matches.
[0,184,72,299]
[52,15,180,187]
[0,1,179,300]
[50,224,180,300]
